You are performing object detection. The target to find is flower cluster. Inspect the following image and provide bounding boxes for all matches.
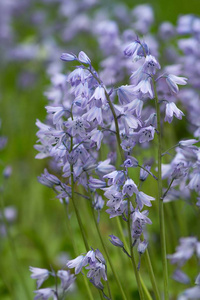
[30,266,75,300]
[67,249,107,290]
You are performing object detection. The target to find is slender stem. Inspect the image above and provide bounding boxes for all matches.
[0,192,31,300]
[153,78,169,300]
[161,144,178,157]
[70,137,89,252]
[87,68,124,162]
[89,195,127,300]
[116,203,153,299]
[162,178,174,199]
[127,199,144,300]
[138,164,158,181]
[145,250,161,300]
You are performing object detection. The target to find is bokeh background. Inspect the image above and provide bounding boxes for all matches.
[0,0,200,299]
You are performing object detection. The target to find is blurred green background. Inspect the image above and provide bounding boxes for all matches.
[0,0,200,299]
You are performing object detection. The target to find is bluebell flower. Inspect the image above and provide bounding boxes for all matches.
[122,178,138,196]
[137,126,155,143]
[124,41,140,57]
[88,177,106,190]
[34,288,53,300]
[38,169,60,188]
[132,75,154,98]
[57,270,76,291]
[65,117,90,137]
[109,235,124,248]
[124,157,138,168]
[78,51,91,65]
[172,269,190,284]
[136,191,155,210]
[140,165,151,181]
[67,255,86,274]
[60,52,77,61]
[29,267,49,289]
[137,240,148,254]
[166,74,187,94]
[96,159,115,175]
[164,102,184,123]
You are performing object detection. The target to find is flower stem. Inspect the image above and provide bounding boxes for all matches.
[62,201,95,300]
[88,192,127,300]
[70,137,89,252]
[153,78,169,300]
[127,199,145,300]
[87,67,124,162]
[144,250,161,300]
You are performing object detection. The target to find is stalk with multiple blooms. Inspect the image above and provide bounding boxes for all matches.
[30,7,200,300]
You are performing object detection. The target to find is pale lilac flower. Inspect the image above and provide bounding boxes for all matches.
[86,262,107,286]
[137,126,155,143]
[164,102,184,123]
[137,240,148,254]
[103,170,125,185]
[188,172,200,192]
[29,267,49,289]
[143,55,161,75]
[93,193,104,211]
[121,137,136,152]
[66,255,86,274]
[60,52,77,61]
[136,191,155,210]
[90,129,104,150]
[167,237,197,266]
[132,209,152,225]
[132,75,153,98]
[83,106,103,125]
[57,270,76,290]
[117,85,138,104]
[124,41,140,57]
[140,165,151,181]
[166,74,187,94]
[3,166,12,179]
[179,139,199,147]
[78,51,91,65]
[124,157,138,168]
[34,288,54,300]
[96,159,115,174]
[179,286,200,299]
[45,106,66,125]
[88,177,106,190]
[38,169,60,188]
[65,117,90,137]
[106,191,123,210]
[122,178,138,196]
[132,5,154,34]
[109,235,124,248]
[172,269,190,284]
[89,86,107,107]
[195,273,200,285]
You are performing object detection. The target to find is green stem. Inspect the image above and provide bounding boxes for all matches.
[0,193,31,300]
[153,78,169,300]
[145,250,161,300]
[127,199,145,300]
[138,164,158,181]
[162,178,174,199]
[87,68,124,162]
[116,207,153,299]
[63,201,95,300]
[89,199,127,300]
[70,137,89,252]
